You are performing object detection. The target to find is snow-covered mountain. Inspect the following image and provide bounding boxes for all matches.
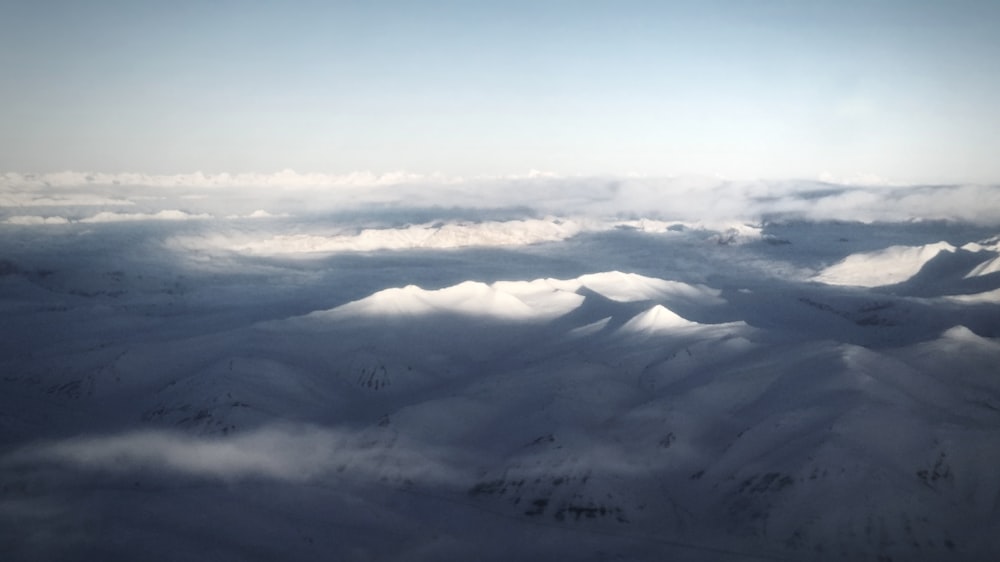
[813,242,958,286]
[1,194,999,561]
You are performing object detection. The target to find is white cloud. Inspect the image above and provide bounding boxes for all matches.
[4,425,458,484]
[0,193,135,207]
[78,210,212,223]
[0,169,442,189]
[226,217,589,255]
[817,171,896,186]
[246,209,285,218]
[223,210,291,219]
[2,210,212,225]
[4,215,71,225]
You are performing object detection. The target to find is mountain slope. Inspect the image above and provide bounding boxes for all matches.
[814,242,957,287]
[3,218,1000,561]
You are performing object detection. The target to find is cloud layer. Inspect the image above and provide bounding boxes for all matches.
[0,170,435,189]
[2,171,999,225]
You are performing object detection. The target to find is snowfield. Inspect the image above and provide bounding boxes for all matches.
[813,242,958,287]
[1,178,999,561]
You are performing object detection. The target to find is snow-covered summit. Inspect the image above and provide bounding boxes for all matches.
[814,242,957,287]
[323,280,554,320]
[619,304,698,333]
[574,271,723,304]
[310,272,721,323]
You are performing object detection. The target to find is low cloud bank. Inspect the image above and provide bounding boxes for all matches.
[4,215,72,225]
[229,217,589,254]
[3,425,457,484]
[78,210,212,223]
[2,170,999,225]
[166,217,765,256]
[3,209,281,225]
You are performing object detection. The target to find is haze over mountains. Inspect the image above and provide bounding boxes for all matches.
[1,174,999,561]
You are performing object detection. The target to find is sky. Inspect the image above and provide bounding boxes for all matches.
[2,0,999,183]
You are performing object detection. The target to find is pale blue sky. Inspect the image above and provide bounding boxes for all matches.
[2,0,999,182]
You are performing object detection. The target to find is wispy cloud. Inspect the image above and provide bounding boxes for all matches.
[0,193,136,207]
[4,215,71,225]
[0,170,441,190]
[4,425,459,484]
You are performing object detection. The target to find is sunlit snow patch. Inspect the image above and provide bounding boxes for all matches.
[574,271,724,304]
[942,288,1000,304]
[965,254,1000,278]
[320,280,584,321]
[567,317,613,338]
[619,304,698,333]
[813,242,957,287]
[308,272,722,323]
[961,235,1000,252]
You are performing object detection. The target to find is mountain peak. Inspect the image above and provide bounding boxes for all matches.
[619,304,697,334]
